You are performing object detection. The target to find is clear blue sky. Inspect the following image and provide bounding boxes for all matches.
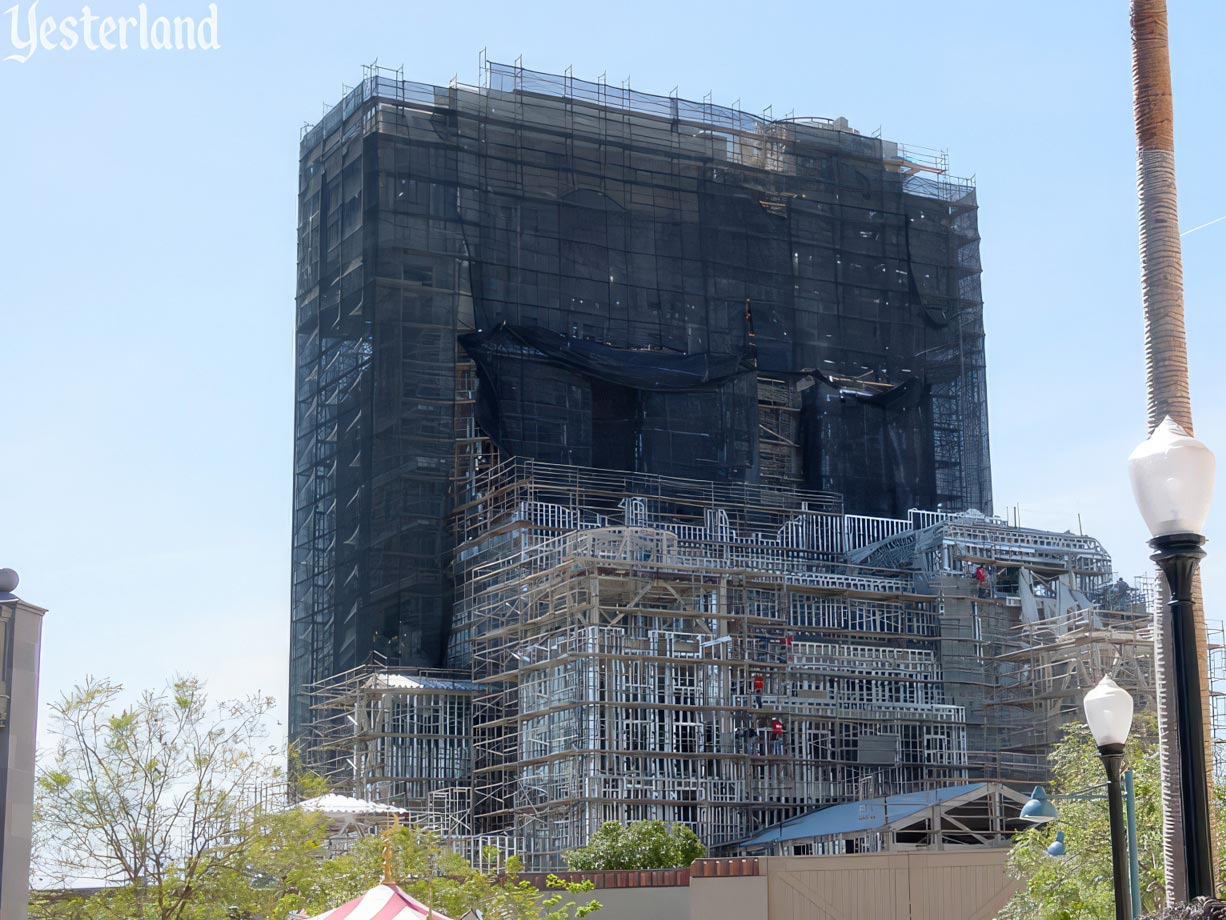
[3,0,1225,735]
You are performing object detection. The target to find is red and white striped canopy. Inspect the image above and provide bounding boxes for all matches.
[307,883,454,920]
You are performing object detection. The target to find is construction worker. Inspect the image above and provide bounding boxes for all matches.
[770,717,785,755]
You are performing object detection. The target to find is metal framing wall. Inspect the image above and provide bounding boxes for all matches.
[446,460,1153,868]
[308,665,477,807]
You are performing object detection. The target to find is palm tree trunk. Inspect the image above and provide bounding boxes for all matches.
[1131,0,1215,903]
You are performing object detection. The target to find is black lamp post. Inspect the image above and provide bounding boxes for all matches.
[1084,675,1137,920]
[1129,416,1217,898]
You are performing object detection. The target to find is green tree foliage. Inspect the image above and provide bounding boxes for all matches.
[563,820,705,871]
[1000,712,1190,920]
[30,676,326,920]
[277,828,600,920]
[29,676,601,920]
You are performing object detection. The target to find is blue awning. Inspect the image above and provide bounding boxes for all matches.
[741,782,988,847]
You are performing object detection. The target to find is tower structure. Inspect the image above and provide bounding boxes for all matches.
[291,62,990,755]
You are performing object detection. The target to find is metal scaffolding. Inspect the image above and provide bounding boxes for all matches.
[440,460,1154,867]
[1208,622,1226,778]
[295,60,1161,871]
[291,58,991,756]
[308,665,478,807]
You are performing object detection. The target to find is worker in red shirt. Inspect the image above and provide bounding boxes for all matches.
[974,565,989,597]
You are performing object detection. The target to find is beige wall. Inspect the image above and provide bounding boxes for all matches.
[535,849,1018,920]
[581,885,691,920]
[690,850,1019,920]
[690,873,768,920]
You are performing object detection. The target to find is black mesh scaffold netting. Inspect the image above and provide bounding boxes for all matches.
[290,61,991,746]
[443,64,989,512]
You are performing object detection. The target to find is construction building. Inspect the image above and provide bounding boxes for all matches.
[307,456,1156,866]
[293,61,1159,868]
[291,59,988,745]
[441,459,1154,865]
[308,666,478,808]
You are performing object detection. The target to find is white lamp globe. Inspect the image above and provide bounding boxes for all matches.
[1128,416,1216,538]
[1083,675,1134,749]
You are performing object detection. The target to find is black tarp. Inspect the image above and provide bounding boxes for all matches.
[461,323,752,391]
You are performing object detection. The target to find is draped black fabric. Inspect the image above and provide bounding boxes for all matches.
[461,324,752,391]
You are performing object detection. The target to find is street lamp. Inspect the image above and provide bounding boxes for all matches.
[1084,675,1136,920]
[1047,830,1067,858]
[1020,786,1058,824]
[1021,777,1142,917]
[1128,416,1216,899]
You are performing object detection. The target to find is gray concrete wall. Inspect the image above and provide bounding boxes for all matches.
[0,597,47,920]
